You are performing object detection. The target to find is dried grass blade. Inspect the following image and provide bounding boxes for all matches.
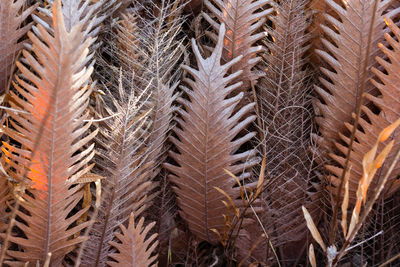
[302,206,326,252]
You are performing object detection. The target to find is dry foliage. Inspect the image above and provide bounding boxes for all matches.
[0,0,399,266]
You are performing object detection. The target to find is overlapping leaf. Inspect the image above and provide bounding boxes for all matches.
[243,0,321,263]
[81,76,155,266]
[114,2,184,259]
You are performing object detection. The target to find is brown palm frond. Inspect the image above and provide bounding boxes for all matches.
[81,75,155,267]
[203,0,273,92]
[164,23,259,244]
[327,17,400,202]
[313,0,399,150]
[0,0,37,94]
[107,213,158,267]
[1,0,96,265]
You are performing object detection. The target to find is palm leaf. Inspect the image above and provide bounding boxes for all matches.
[107,213,158,267]
[313,0,399,150]
[81,71,155,266]
[36,0,118,52]
[242,0,321,263]
[115,2,184,258]
[164,23,258,244]
[1,0,96,264]
[327,17,400,201]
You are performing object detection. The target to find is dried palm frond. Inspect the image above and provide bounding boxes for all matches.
[108,213,158,267]
[1,0,96,265]
[115,1,185,258]
[327,16,400,202]
[0,0,37,94]
[164,23,259,244]
[304,118,400,267]
[313,0,399,150]
[120,0,184,171]
[203,0,273,92]
[81,74,155,267]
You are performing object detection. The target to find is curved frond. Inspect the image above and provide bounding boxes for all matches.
[164,23,258,244]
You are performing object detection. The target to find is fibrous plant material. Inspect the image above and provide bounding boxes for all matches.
[1,0,97,265]
[117,0,183,173]
[203,0,273,92]
[0,0,37,94]
[326,16,400,203]
[108,213,158,267]
[115,1,184,258]
[247,0,320,263]
[313,0,399,150]
[164,23,259,244]
[81,75,155,266]
[184,0,204,14]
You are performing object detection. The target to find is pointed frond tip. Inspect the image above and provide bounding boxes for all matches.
[164,23,259,244]
[107,213,158,267]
